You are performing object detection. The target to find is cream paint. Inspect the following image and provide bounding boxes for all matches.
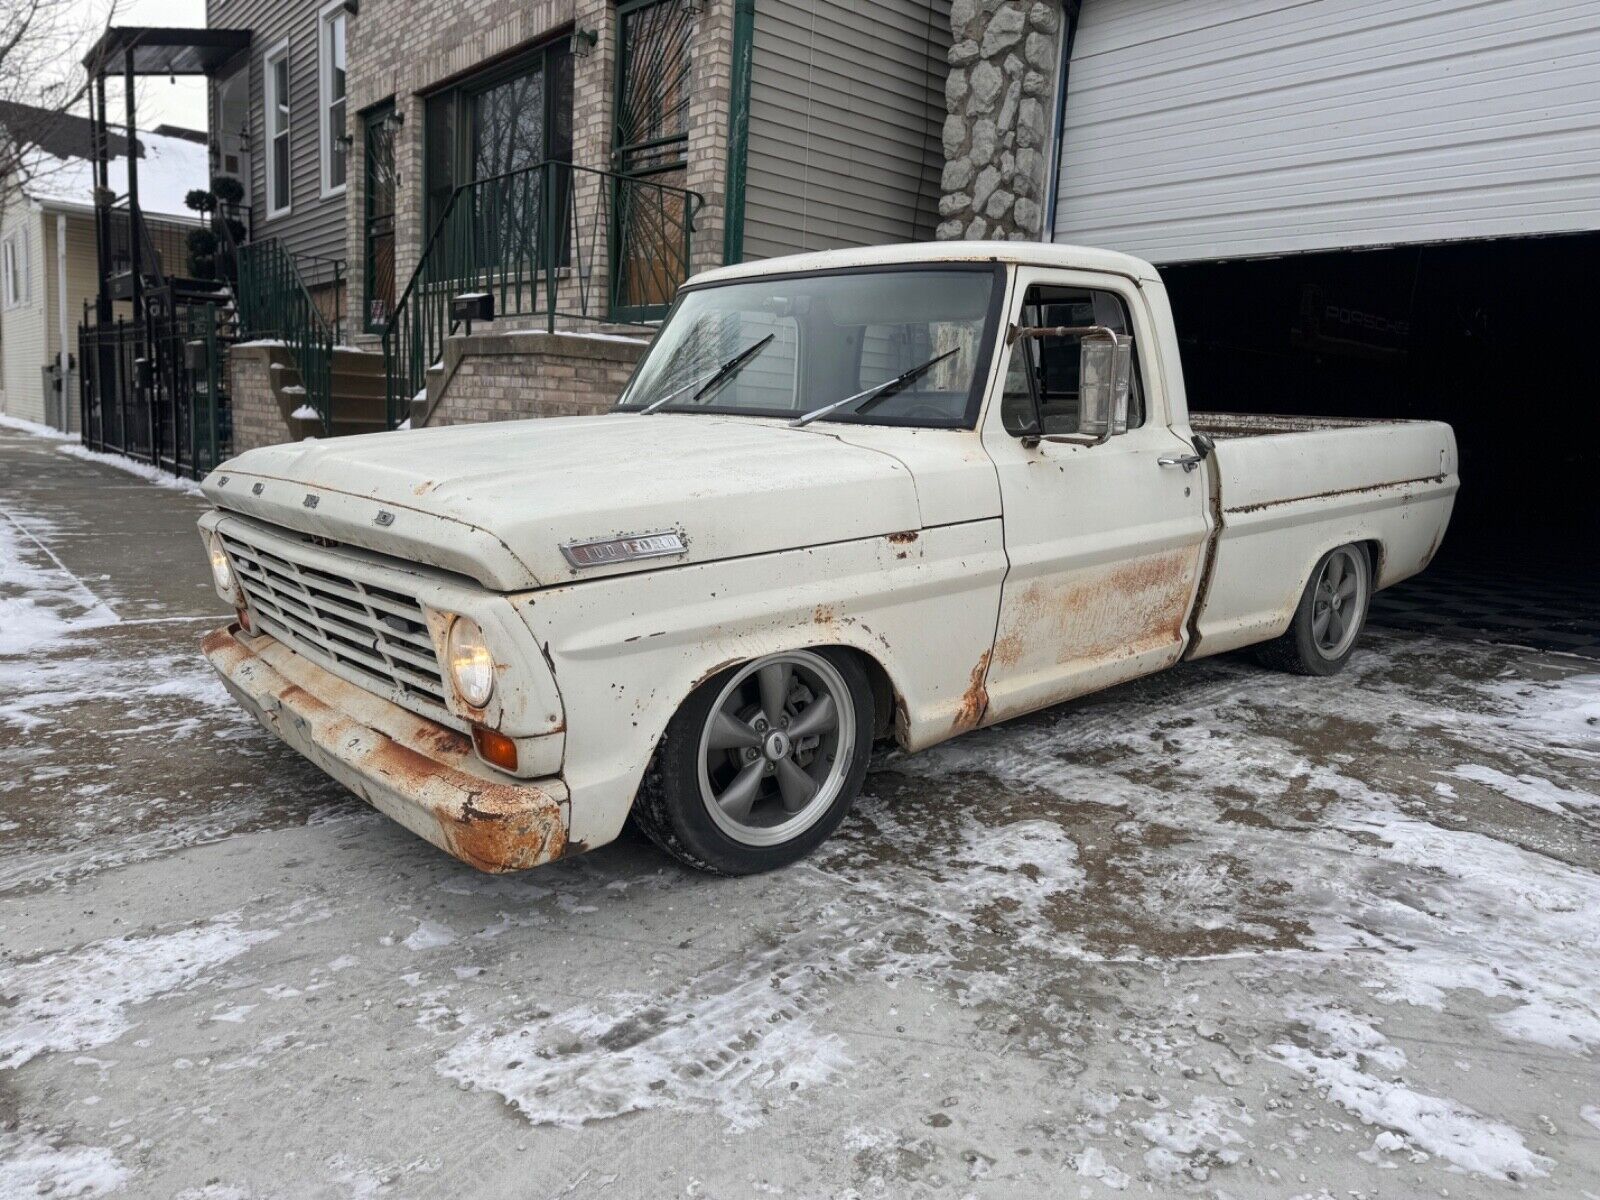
[198,242,1459,870]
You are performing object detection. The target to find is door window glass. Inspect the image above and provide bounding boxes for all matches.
[1002,285,1147,437]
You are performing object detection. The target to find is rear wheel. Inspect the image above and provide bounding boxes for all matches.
[632,648,874,875]
[1254,543,1372,676]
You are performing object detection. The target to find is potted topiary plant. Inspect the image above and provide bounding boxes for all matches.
[186,227,219,279]
[211,175,245,209]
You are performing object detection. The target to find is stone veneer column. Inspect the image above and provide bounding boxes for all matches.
[937,0,1064,242]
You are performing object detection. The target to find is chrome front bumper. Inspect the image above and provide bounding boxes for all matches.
[202,623,571,872]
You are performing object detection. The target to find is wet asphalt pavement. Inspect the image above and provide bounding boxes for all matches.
[2,420,1597,1199]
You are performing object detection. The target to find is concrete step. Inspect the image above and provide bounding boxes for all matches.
[330,392,388,423]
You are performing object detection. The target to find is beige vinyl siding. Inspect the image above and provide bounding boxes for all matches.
[0,203,47,425]
[742,0,950,260]
[1054,0,1600,262]
[209,0,348,264]
[0,203,172,430]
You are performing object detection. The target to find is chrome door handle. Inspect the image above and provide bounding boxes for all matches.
[1158,453,1203,473]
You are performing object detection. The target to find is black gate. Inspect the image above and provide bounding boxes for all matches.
[79,301,232,479]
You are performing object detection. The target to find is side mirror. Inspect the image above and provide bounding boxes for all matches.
[1009,323,1132,447]
[1077,334,1132,439]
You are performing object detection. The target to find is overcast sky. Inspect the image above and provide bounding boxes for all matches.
[68,0,210,131]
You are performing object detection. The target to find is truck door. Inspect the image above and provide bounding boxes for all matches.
[977,268,1212,724]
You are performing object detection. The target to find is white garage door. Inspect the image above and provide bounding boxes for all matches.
[1052,0,1600,262]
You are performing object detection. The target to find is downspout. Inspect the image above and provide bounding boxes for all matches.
[721,0,755,265]
[1040,0,1081,242]
[55,211,69,431]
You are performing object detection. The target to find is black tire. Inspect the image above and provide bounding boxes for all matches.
[1253,543,1372,677]
[631,648,875,875]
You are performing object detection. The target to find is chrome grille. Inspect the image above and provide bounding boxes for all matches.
[219,529,450,713]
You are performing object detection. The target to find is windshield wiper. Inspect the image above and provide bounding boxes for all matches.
[788,347,960,428]
[638,334,774,415]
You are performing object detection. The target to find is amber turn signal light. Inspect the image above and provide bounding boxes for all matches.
[236,607,253,634]
[472,725,518,772]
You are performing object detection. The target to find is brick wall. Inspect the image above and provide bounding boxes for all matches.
[422,331,648,426]
[228,344,296,453]
[344,0,734,338]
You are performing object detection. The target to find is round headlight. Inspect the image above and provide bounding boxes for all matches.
[207,535,239,599]
[447,616,495,708]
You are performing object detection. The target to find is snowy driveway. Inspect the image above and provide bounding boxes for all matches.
[1,419,1597,1199]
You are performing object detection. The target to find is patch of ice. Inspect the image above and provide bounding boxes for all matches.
[1133,1096,1247,1179]
[402,920,457,951]
[0,1130,129,1198]
[1449,764,1598,814]
[1074,1145,1129,1190]
[436,945,848,1130]
[0,916,279,1069]
[1580,1104,1600,1133]
[1272,1001,1547,1180]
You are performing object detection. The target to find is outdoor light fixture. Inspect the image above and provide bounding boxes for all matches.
[573,26,599,56]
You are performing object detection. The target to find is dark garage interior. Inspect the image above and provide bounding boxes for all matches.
[1162,233,1600,658]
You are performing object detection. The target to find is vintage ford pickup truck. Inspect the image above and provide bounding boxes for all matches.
[198,242,1457,875]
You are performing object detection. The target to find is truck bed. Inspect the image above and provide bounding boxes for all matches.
[1184,411,1460,660]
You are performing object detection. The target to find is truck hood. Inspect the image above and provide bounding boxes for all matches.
[201,413,921,591]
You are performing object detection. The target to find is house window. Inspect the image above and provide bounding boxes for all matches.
[265,40,292,216]
[421,39,572,236]
[319,4,348,195]
[612,0,694,318]
[2,232,30,309]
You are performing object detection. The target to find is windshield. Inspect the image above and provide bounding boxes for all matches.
[616,265,1001,427]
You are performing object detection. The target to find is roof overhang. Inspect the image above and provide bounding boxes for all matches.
[83,27,251,75]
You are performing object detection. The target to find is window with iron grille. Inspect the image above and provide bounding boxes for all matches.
[612,0,694,320]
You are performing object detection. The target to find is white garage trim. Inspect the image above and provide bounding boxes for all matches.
[1052,0,1600,262]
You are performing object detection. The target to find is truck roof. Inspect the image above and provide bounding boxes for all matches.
[689,239,1161,288]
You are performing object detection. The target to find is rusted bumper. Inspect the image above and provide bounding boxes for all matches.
[201,623,570,872]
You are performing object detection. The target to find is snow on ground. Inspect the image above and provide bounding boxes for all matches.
[0,915,279,1070]
[1,418,1597,1194]
[0,412,75,440]
[0,508,119,655]
[54,442,204,494]
[0,1129,130,1198]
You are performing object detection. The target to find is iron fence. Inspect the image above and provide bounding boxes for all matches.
[79,301,231,479]
[235,239,338,434]
[383,160,702,427]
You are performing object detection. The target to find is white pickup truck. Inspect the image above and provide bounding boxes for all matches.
[198,242,1457,875]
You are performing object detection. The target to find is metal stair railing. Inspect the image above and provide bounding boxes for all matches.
[381,160,703,428]
[235,237,338,436]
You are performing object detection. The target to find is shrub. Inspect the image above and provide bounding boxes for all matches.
[185,188,217,214]
[211,175,245,206]
[185,227,218,256]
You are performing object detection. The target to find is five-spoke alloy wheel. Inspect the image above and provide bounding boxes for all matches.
[1256,542,1373,676]
[633,648,875,874]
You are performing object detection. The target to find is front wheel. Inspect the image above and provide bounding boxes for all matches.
[1254,543,1372,676]
[632,648,875,875]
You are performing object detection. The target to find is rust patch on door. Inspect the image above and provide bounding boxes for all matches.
[994,547,1198,680]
